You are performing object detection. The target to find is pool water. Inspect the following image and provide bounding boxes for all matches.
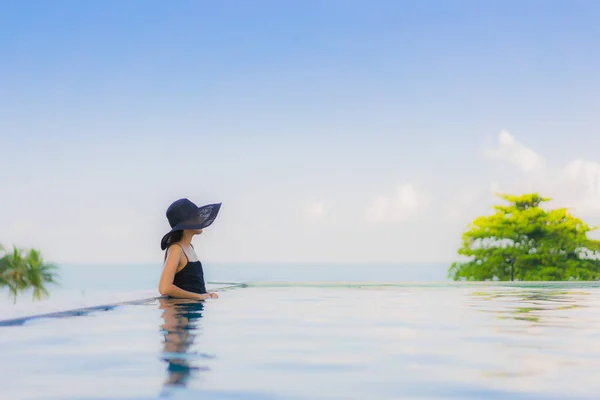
[0,262,447,320]
[2,283,600,399]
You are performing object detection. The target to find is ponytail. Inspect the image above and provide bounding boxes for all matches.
[163,230,184,261]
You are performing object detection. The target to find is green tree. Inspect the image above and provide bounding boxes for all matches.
[448,193,600,281]
[0,244,59,303]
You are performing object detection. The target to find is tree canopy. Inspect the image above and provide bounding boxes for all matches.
[0,244,59,303]
[448,193,600,281]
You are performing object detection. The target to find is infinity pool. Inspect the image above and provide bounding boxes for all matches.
[2,283,600,399]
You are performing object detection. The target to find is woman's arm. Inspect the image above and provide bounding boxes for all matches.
[158,246,210,300]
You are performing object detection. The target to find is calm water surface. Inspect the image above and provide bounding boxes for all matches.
[0,262,448,319]
[2,283,600,399]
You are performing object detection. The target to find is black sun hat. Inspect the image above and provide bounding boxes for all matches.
[160,198,222,250]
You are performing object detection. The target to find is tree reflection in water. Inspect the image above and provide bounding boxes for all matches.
[468,288,589,323]
[158,297,214,396]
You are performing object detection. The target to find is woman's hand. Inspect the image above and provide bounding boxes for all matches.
[193,292,219,300]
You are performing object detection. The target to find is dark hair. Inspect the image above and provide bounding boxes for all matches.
[163,230,184,261]
[165,230,183,247]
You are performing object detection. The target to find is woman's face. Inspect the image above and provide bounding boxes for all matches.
[192,228,203,235]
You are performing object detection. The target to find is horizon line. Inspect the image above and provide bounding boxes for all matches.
[54,260,455,266]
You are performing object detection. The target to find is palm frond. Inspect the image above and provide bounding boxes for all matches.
[1,246,60,303]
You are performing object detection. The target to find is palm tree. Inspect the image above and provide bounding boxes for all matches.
[0,244,59,303]
[0,244,6,295]
[0,245,26,303]
[25,248,59,301]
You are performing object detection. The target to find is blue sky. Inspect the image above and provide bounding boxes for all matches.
[1,1,599,264]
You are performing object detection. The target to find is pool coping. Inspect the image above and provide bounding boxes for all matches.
[0,281,246,327]
[0,296,161,327]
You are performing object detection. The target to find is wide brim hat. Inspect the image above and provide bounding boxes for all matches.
[161,199,222,250]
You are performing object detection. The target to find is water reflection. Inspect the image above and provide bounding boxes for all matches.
[468,288,589,324]
[158,298,214,396]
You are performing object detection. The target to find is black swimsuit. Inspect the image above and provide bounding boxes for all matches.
[170,244,207,294]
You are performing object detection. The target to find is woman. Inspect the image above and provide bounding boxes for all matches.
[158,198,222,300]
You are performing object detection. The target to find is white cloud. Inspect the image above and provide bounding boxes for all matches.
[366,183,420,223]
[484,130,546,172]
[555,159,600,216]
[393,184,419,220]
[476,130,600,219]
[306,201,325,221]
